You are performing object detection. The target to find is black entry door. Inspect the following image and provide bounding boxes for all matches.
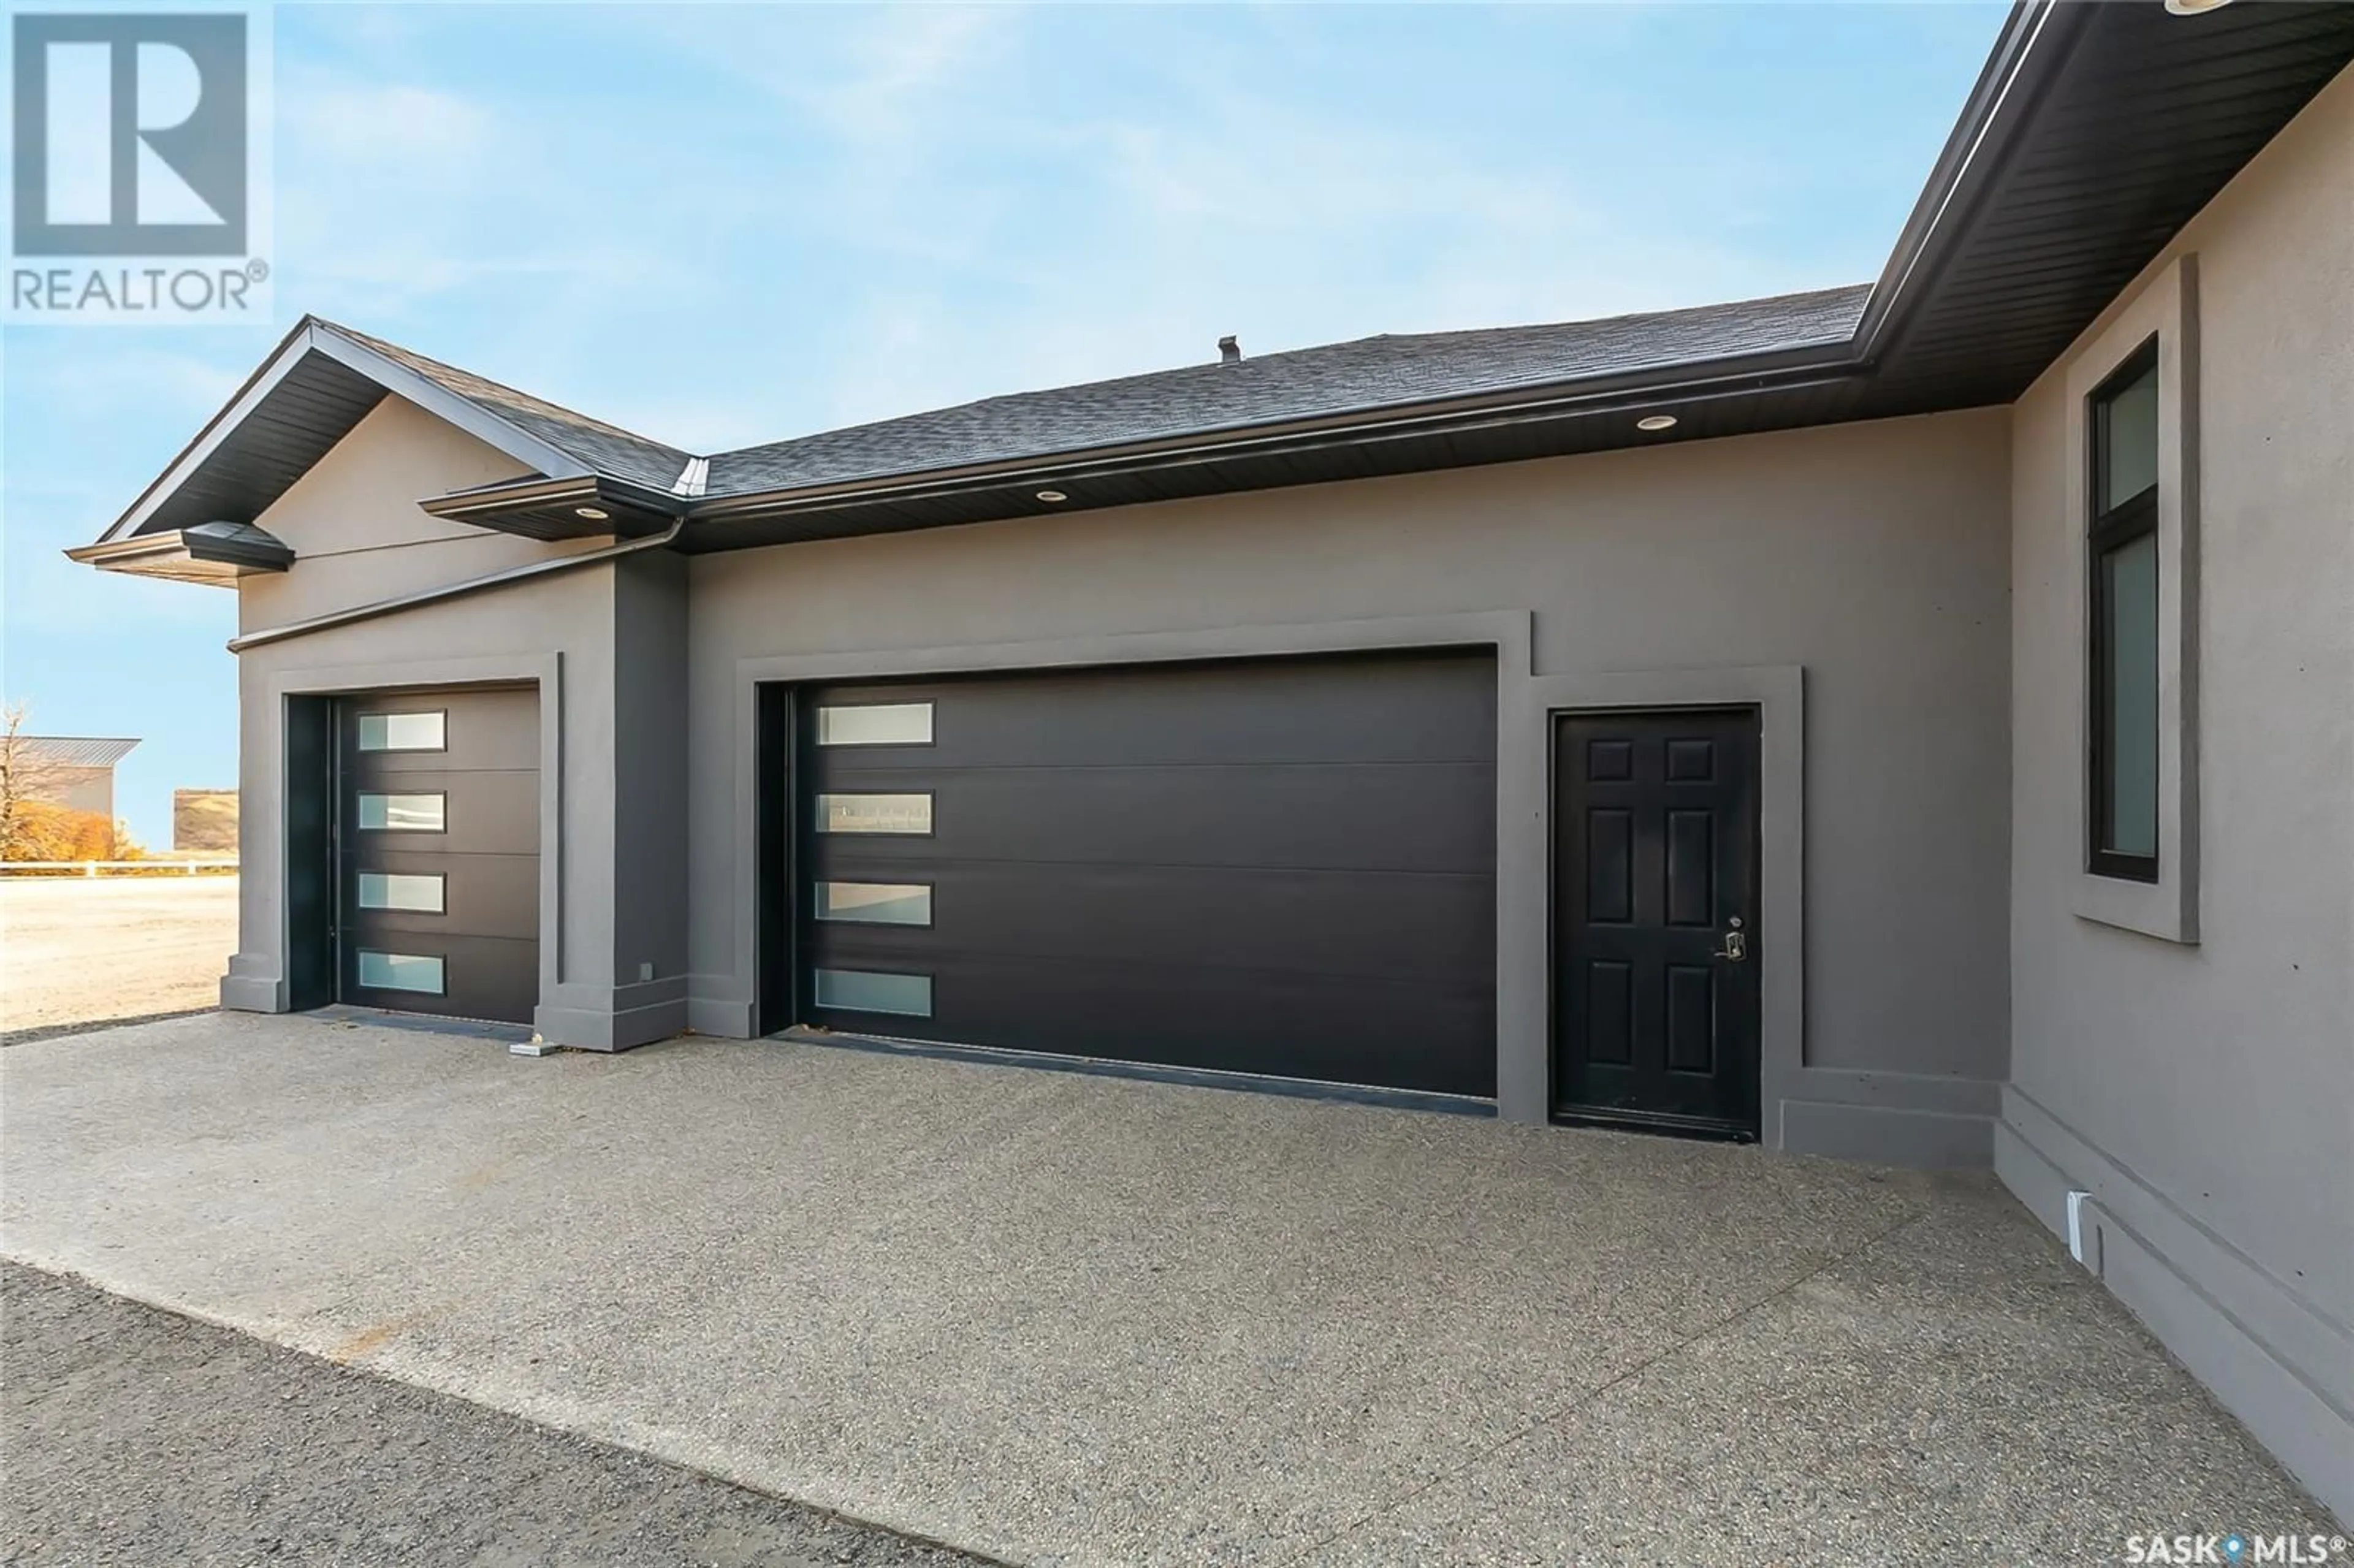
[794,651,1498,1096]
[337,686,539,1024]
[1552,709,1759,1135]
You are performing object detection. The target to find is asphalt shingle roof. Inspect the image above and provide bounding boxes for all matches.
[704,284,1870,497]
[322,322,694,493]
[310,285,1869,506]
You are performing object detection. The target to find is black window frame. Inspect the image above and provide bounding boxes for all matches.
[2086,337,2161,885]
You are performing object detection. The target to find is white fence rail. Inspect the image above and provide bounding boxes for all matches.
[0,859,238,877]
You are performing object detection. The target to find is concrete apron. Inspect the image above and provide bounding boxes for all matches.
[1,1014,2332,1566]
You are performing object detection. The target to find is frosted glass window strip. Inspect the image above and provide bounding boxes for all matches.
[814,882,932,926]
[357,793,445,832]
[2099,360,2160,511]
[812,969,932,1017]
[2101,533,2160,858]
[816,703,933,746]
[357,951,444,994]
[815,793,932,834]
[356,711,446,752]
[357,872,446,913]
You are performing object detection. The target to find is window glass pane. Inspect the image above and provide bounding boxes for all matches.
[814,881,932,925]
[357,950,444,994]
[812,968,932,1017]
[817,703,933,746]
[815,793,932,834]
[357,872,446,913]
[2101,531,2160,858]
[356,711,446,752]
[357,793,446,832]
[2099,359,2159,512]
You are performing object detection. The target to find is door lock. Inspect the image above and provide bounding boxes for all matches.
[1715,917,1747,963]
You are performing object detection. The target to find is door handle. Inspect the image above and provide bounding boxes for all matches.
[1715,920,1747,963]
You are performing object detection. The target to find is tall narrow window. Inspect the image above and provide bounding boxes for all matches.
[2089,340,2160,881]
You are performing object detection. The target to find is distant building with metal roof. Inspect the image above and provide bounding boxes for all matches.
[13,736,139,820]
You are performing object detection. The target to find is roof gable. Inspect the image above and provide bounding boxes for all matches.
[93,317,690,547]
[324,323,690,492]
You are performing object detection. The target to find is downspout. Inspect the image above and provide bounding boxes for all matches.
[226,516,684,653]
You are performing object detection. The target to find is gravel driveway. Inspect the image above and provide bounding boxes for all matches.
[1,1262,994,1568]
[0,875,235,1038]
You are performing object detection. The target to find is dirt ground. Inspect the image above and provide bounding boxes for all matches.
[0,877,237,1038]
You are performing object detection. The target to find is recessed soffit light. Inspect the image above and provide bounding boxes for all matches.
[2163,0,2236,14]
[1636,414,1678,433]
[1036,490,1068,503]
[574,506,610,521]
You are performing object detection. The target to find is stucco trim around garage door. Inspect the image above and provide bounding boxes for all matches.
[222,652,568,1032]
[706,611,1968,1159]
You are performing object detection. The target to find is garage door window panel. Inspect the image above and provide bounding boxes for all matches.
[815,793,933,835]
[356,711,446,753]
[814,881,933,925]
[356,950,445,994]
[812,968,934,1017]
[816,703,934,747]
[357,872,445,913]
[357,792,446,832]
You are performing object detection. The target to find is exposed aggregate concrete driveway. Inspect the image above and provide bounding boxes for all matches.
[0,1012,2334,1566]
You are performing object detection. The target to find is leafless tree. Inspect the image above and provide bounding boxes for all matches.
[0,701,74,858]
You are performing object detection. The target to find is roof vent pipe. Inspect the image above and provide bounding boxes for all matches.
[1218,335,1241,365]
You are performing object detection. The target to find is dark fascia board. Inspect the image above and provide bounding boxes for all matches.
[66,522,292,585]
[91,318,597,547]
[419,473,602,519]
[181,519,296,569]
[418,471,688,535]
[688,340,1865,525]
[1849,0,2090,357]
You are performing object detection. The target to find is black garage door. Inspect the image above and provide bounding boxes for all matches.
[337,686,539,1024]
[794,650,1496,1096]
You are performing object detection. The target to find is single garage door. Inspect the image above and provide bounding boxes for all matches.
[338,686,539,1024]
[795,650,1496,1097]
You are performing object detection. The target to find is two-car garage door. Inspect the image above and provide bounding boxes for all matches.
[794,650,1497,1098]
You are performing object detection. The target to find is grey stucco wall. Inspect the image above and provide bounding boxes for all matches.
[684,405,2016,1159]
[234,398,606,636]
[604,548,692,1041]
[221,397,660,1048]
[2000,69,2354,1521]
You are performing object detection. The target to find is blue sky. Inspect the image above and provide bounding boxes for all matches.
[1,2,2005,847]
